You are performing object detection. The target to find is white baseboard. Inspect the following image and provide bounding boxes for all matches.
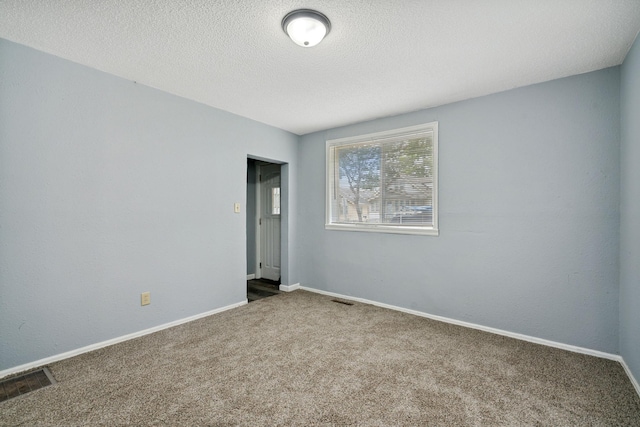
[0,300,248,380]
[620,358,640,398]
[300,286,620,361]
[246,274,255,280]
[279,283,300,292]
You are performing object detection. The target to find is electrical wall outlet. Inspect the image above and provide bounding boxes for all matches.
[141,291,151,306]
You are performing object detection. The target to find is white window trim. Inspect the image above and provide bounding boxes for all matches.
[325,122,439,236]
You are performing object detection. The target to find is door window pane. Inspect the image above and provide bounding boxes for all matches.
[272,187,280,215]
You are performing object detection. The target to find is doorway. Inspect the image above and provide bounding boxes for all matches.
[246,159,282,301]
[258,163,281,281]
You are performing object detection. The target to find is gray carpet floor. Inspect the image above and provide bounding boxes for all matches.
[1,290,639,426]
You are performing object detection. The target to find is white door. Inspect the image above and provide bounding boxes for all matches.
[259,164,281,281]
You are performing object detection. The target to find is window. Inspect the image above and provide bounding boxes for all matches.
[272,187,281,215]
[326,122,438,235]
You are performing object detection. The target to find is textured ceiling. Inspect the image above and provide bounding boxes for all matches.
[1,1,640,135]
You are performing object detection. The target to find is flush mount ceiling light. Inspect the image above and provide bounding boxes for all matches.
[282,9,331,47]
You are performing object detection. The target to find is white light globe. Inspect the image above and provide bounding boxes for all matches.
[286,17,327,47]
[282,10,331,48]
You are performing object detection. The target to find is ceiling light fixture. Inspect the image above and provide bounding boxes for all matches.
[282,9,331,47]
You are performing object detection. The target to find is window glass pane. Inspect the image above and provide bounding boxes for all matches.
[381,136,433,226]
[272,187,280,215]
[331,136,433,226]
[335,143,380,223]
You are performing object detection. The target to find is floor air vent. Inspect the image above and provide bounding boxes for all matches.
[331,299,354,306]
[0,367,56,402]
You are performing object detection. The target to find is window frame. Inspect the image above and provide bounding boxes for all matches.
[325,122,439,236]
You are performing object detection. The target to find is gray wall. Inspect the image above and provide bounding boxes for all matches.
[620,35,640,384]
[297,68,621,353]
[0,39,299,370]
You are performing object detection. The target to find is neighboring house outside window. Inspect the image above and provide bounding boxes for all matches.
[326,122,438,236]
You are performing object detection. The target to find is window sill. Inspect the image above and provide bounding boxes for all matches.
[325,223,439,236]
